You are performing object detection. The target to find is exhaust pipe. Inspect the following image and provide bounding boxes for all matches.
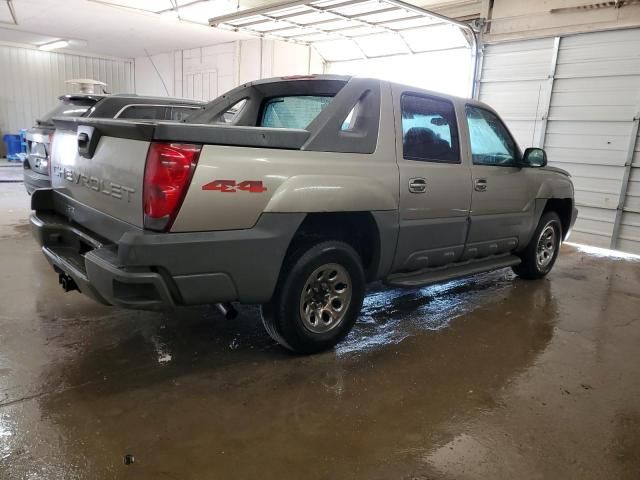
[215,302,238,320]
[58,273,79,292]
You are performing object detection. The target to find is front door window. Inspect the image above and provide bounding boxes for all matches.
[465,105,519,167]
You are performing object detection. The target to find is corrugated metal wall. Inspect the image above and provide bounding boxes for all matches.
[0,45,133,135]
[546,29,640,251]
[479,28,640,254]
[182,42,237,101]
[134,40,316,102]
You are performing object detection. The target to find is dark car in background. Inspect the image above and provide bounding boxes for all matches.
[23,94,204,194]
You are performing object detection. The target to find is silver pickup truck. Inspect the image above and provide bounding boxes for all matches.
[31,75,577,353]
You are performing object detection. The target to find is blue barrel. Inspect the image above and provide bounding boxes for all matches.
[2,134,22,161]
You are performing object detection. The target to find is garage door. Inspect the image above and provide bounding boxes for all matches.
[547,29,640,251]
[479,28,640,254]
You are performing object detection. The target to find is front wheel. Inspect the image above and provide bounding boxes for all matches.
[513,211,563,279]
[261,241,365,354]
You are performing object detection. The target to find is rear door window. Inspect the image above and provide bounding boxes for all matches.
[401,94,460,163]
[260,96,333,129]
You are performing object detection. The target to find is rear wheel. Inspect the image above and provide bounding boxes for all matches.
[261,240,365,354]
[513,211,563,279]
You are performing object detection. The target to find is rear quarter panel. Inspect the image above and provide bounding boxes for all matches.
[171,147,400,232]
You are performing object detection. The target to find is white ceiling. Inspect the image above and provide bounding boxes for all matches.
[0,0,477,58]
[0,0,247,58]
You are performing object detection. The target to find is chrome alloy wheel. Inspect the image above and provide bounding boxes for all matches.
[299,263,352,334]
[536,222,558,270]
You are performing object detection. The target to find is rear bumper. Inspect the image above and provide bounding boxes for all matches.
[34,213,177,307]
[31,189,304,309]
[23,168,50,194]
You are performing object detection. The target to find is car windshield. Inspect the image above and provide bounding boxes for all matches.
[260,95,333,129]
[37,98,97,125]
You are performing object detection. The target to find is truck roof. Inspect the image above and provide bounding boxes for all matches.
[104,94,206,105]
[58,93,205,106]
[191,74,491,125]
[235,74,474,102]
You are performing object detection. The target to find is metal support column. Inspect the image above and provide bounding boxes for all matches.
[535,36,561,149]
[472,25,484,100]
[611,111,640,250]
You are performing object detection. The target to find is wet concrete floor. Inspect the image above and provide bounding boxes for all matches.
[1,182,640,479]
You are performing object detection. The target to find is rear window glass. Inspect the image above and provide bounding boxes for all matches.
[220,99,247,124]
[260,96,333,129]
[170,106,200,121]
[38,98,96,124]
[117,105,168,120]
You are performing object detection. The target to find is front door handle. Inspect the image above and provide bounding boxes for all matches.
[408,177,427,194]
[474,178,488,192]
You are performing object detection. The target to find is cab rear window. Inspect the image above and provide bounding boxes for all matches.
[260,95,333,129]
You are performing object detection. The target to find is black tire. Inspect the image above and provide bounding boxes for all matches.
[261,240,366,354]
[513,211,563,279]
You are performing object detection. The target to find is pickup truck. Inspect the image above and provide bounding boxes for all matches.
[30,75,577,354]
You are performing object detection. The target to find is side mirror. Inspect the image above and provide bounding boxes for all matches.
[522,147,547,167]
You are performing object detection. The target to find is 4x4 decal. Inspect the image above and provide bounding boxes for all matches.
[202,180,267,193]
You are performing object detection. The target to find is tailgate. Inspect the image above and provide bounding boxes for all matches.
[51,118,155,228]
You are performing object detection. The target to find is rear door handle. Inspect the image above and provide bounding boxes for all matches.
[408,177,427,194]
[474,178,488,192]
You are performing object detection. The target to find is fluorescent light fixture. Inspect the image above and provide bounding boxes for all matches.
[39,40,70,51]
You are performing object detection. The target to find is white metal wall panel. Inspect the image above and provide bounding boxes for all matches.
[545,29,640,250]
[182,43,237,101]
[478,38,556,149]
[0,45,133,135]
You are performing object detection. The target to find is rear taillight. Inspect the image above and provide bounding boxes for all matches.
[143,142,201,231]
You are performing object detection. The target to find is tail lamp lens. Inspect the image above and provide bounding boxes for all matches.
[143,142,201,231]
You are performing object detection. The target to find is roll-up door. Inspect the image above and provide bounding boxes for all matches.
[546,29,640,251]
[479,28,640,254]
